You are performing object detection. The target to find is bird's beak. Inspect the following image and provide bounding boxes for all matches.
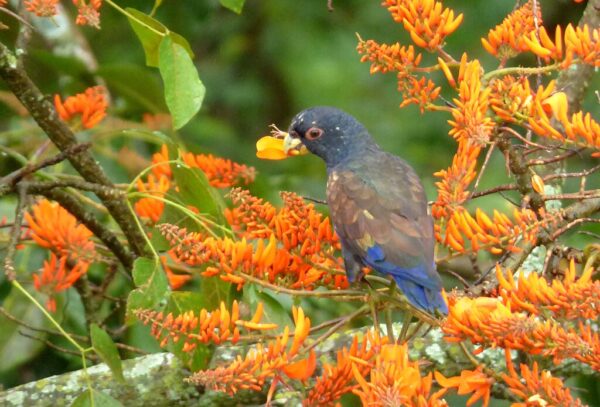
[283,133,308,155]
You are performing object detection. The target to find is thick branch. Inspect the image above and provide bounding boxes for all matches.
[40,188,135,269]
[0,41,148,262]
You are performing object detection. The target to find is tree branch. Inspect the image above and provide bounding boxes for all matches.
[0,41,149,263]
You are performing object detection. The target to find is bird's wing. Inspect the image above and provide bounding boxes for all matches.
[327,154,441,291]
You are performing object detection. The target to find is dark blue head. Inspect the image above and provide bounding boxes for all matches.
[284,107,377,167]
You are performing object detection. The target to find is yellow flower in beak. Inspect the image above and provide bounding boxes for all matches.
[256,128,308,160]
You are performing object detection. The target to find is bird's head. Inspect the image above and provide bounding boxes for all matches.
[284,107,376,167]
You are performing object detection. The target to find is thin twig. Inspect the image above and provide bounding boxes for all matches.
[0,142,92,188]
[527,148,582,166]
[469,143,496,198]
[551,218,600,240]
[3,184,27,281]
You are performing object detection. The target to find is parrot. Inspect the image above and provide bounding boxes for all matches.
[283,106,447,315]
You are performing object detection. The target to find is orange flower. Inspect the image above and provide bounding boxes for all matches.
[352,343,447,406]
[398,74,441,112]
[530,90,600,155]
[135,301,277,351]
[24,0,58,17]
[497,260,600,320]
[305,331,388,405]
[161,255,192,290]
[435,367,493,407]
[181,151,255,188]
[523,24,600,68]
[151,144,255,188]
[448,59,494,146]
[489,76,555,125]
[357,39,422,75]
[34,253,89,312]
[444,294,600,371]
[502,359,585,407]
[25,199,96,262]
[73,0,102,28]
[436,206,541,254]
[384,0,463,51]
[481,0,541,59]
[431,140,480,220]
[185,306,313,395]
[54,86,107,129]
[134,174,170,224]
[159,220,346,291]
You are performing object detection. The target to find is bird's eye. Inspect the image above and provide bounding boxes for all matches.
[305,127,323,140]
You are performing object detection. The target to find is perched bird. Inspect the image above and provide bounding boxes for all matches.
[283,106,447,314]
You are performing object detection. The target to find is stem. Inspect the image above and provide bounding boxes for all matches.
[104,0,166,37]
[482,63,560,82]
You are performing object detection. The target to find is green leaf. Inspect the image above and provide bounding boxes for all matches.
[200,275,234,310]
[159,35,205,129]
[71,389,123,407]
[243,285,292,329]
[126,257,169,322]
[90,324,125,383]
[125,8,194,68]
[220,0,246,14]
[171,163,227,227]
[0,290,48,373]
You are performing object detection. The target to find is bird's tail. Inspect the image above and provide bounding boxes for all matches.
[393,276,448,315]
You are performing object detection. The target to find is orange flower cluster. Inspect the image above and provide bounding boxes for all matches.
[398,75,441,112]
[226,188,339,251]
[151,144,255,189]
[305,331,387,405]
[437,207,541,254]
[54,86,107,130]
[497,262,600,319]
[159,221,346,290]
[524,24,600,68]
[25,199,96,262]
[357,39,422,75]
[489,76,555,125]
[503,360,585,407]
[186,306,315,394]
[223,189,347,289]
[444,294,600,371]
[134,174,170,223]
[73,0,102,28]
[435,367,493,407]
[135,301,278,352]
[448,59,494,146]
[431,141,480,219]
[33,253,89,312]
[24,0,58,17]
[530,91,600,155]
[353,343,447,406]
[383,0,463,50]
[481,0,541,59]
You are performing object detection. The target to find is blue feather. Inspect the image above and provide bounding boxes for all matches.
[365,244,447,314]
